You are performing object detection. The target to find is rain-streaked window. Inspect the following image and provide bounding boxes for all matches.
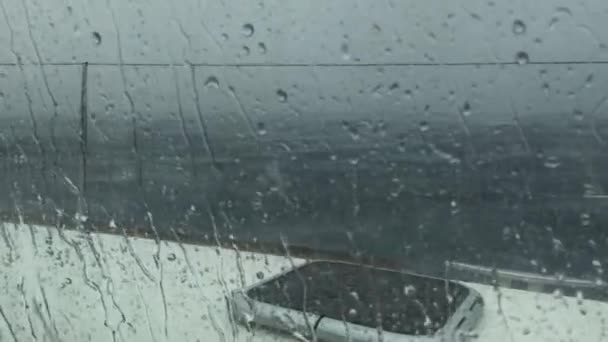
[0,1,606,341]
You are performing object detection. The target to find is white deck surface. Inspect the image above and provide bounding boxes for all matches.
[0,222,605,341]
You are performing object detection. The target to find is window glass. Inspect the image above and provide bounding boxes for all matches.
[0,1,606,341]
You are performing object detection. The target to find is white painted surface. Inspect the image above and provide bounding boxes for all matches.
[0,223,606,341]
[0,222,303,342]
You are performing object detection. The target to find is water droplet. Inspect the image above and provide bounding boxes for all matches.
[522,327,531,335]
[403,284,416,296]
[258,42,267,54]
[549,17,559,30]
[92,31,102,46]
[462,101,471,116]
[585,74,594,88]
[552,289,563,299]
[512,20,526,35]
[256,271,265,279]
[257,122,267,136]
[581,212,591,226]
[66,6,73,15]
[75,212,88,223]
[221,33,229,41]
[342,121,360,141]
[204,76,219,88]
[573,110,584,121]
[348,158,359,165]
[341,42,351,60]
[276,89,287,102]
[105,103,115,113]
[242,23,255,37]
[515,51,529,64]
[348,308,358,317]
[241,46,250,56]
[542,82,550,94]
[543,156,561,169]
[167,253,177,261]
[419,121,429,132]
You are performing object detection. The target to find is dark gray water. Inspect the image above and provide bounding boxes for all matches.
[3,113,608,282]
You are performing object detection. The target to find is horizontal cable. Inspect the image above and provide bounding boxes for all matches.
[1,60,608,67]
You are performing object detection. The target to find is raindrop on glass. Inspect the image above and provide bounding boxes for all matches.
[256,271,265,279]
[204,76,220,88]
[105,103,115,114]
[403,284,416,296]
[348,308,358,317]
[462,101,471,116]
[515,51,529,65]
[257,122,267,136]
[258,42,267,54]
[92,31,102,46]
[167,253,177,261]
[342,121,360,141]
[543,156,561,169]
[276,89,287,102]
[542,82,550,94]
[242,23,255,37]
[512,20,526,35]
[580,212,591,227]
[585,74,594,88]
[576,290,584,305]
[552,289,563,299]
[419,121,429,132]
[242,46,250,56]
[341,42,351,61]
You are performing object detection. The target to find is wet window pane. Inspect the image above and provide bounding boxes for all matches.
[0,1,606,341]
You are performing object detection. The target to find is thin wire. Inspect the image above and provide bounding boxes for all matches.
[0,60,608,67]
